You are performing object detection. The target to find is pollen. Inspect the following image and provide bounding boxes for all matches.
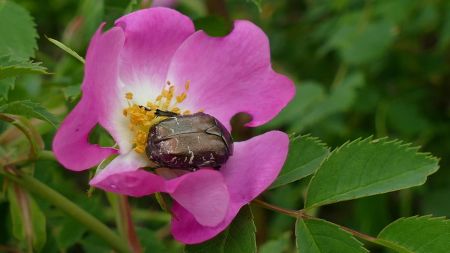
[122,81,192,154]
[125,92,133,100]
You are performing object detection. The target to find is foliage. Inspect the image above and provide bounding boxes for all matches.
[0,0,449,252]
[296,218,368,253]
[377,216,450,253]
[185,205,256,253]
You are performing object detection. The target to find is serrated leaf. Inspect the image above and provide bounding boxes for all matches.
[378,216,450,253]
[0,0,38,59]
[0,100,59,127]
[271,135,329,189]
[305,137,439,208]
[295,218,368,253]
[7,184,47,252]
[0,56,47,79]
[185,205,256,253]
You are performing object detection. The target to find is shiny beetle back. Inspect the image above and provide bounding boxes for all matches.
[146,112,233,170]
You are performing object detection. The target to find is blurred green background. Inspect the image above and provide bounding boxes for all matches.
[1,0,449,252]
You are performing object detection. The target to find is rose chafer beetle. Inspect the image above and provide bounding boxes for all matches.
[145,109,233,171]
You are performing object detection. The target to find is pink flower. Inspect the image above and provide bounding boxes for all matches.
[53,7,294,244]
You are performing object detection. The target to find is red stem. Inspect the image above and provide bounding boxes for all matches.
[118,195,142,253]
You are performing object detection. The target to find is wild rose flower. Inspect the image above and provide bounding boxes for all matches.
[53,7,294,244]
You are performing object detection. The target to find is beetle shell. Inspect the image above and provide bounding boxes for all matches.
[146,112,233,170]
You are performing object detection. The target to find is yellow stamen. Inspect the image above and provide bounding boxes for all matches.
[125,92,133,100]
[122,82,199,154]
[176,93,187,103]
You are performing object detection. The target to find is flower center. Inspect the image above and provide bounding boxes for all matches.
[123,81,191,154]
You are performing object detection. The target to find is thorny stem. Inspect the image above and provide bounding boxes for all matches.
[252,199,404,251]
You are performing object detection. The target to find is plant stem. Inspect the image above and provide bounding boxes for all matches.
[252,199,300,218]
[252,199,406,252]
[37,150,56,161]
[1,150,57,170]
[117,195,142,253]
[1,166,131,253]
[0,114,44,159]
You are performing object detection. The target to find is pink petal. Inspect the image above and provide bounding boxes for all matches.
[53,25,124,171]
[54,8,197,167]
[170,201,240,244]
[167,21,295,130]
[171,131,289,244]
[115,7,195,94]
[89,151,152,196]
[167,169,229,227]
[91,157,230,226]
[91,169,166,197]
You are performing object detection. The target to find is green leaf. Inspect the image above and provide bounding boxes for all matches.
[295,218,368,253]
[55,217,87,249]
[0,77,15,99]
[265,82,324,129]
[104,0,139,27]
[378,216,450,253]
[0,56,47,79]
[136,228,167,253]
[271,135,329,189]
[81,234,111,253]
[259,232,290,253]
[194,16,233,37]
[294,72,365,132]
[185,205,256,253]
[324,18,396,65]
[46,37,85,64]
[247,0,263,12]
[305,137,439,208]
[0,100,59,127]
[0,0,38,59]
[62,85,81,102]
[7,184,47,252]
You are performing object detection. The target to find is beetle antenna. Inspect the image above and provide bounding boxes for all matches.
[138,105,152,111]
[155,109,179,117]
